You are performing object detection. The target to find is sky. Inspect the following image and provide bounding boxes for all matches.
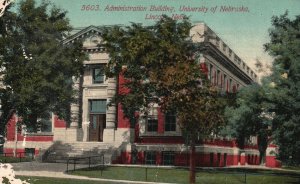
[10,0,300,76]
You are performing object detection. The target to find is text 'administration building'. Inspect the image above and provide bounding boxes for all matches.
[3,23,280,168]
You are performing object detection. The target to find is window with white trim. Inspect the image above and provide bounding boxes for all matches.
[147,106,158,132]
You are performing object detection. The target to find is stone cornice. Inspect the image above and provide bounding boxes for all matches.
[201,42,254,84]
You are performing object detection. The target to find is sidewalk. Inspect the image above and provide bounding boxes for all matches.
[16,170,173,184]
[227,164,300,173]
[11,162,300,183]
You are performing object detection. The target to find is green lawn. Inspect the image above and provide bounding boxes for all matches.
[283,166,300,171]
[17,176,109,184]
[69,166,300,184]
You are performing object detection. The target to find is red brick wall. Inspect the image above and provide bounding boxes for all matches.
[266,156,282,168]
[115,151,261,167]
[117,105,131,128]
[3,148,25,157]
[54,115,66,128]
[6,115,17,141]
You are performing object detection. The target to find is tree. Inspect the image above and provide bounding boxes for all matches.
[263,12,300,165]
[224,12,300,166]
[0,0,85,131]
[102,15,225,183]
[222,84,270,164]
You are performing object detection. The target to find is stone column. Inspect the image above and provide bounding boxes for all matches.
[240,152,246,165]
[95,73,118,143]
[66,76,83,142]
[106,105,116,129]
[106,77,117,129]
[70,103,80,128]
[82,121,90,141]
[70,76,80,128]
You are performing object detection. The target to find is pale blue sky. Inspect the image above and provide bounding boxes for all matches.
[13,0,300,74]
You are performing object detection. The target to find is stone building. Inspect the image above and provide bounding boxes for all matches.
[3,23,281,167]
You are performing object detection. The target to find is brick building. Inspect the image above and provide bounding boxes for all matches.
[3,23,281,167]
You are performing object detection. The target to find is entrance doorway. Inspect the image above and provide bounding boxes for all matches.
[89,114,106,142]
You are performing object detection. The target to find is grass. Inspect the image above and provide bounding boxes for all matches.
[283,166,300,171]
[0,155,33,163]
[17,176,109,184]
[69,166,300,184]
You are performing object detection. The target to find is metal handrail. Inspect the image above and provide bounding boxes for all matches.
[66,154,105,172]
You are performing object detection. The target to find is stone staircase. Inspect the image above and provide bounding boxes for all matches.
[41,141,119,164]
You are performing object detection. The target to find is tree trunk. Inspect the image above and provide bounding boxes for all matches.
[189,139,196,184]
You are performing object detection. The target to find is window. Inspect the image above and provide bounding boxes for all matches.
[210,153,214,166]
[209,64,213,81]
[23,113,52,133]
[147,119,158,132]
[147,106,158,132]
[165,112,176,132]
[229,79,232,93]
[40,118,52,132]
[92,65,105,84]
[223,74,227,91]
[163,152,175,165]
[217,153,221,166]
[90,100,107,114]
[217,70,220,86]
[25,148,35,158]
[145,151,156,165]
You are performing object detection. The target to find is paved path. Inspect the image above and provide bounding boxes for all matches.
[10,162,300,184]
[11,162,174,184]
[228,164,300,173]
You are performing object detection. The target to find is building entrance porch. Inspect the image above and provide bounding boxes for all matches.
[89,114,106,142]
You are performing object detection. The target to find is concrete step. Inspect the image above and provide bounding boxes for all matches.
[42,141,118,164]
